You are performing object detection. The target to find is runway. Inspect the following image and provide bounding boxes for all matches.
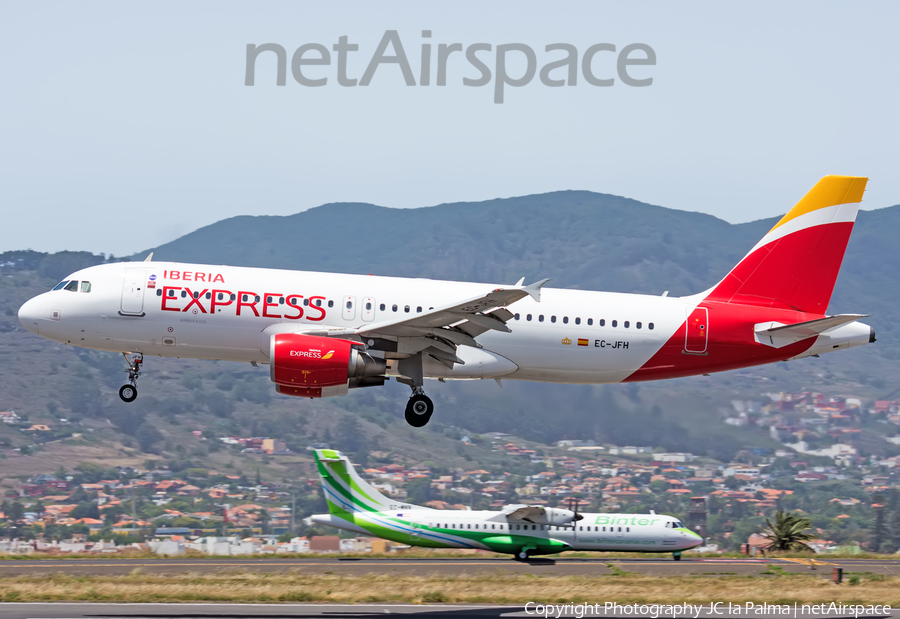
[1,603,899,619]
[1,555,898,578]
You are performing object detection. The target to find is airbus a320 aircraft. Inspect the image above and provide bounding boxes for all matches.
[310,449,703,560]
[18,176,874,427]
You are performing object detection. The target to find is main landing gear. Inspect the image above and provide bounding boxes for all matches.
[118,352,143,403]
[398,354,434,427]
[404,388,434,428]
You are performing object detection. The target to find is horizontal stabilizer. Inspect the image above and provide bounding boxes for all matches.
[755,314,869,348]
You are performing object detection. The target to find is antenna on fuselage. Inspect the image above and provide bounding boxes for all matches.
[144,252,154,262]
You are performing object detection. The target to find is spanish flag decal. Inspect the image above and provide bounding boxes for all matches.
[322,350,335,360]
[577,339,589,346]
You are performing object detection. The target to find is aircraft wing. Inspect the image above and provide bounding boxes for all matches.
[356,278,549,339]
[754,314,869,348]
[287,278,548,370]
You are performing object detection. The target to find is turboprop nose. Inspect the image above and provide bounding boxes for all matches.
[18,296,43,335]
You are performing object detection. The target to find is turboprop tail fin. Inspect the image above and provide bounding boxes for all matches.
[314,449,394,515]
[705,175,867,313]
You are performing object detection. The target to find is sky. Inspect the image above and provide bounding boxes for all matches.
[1,1,898,256]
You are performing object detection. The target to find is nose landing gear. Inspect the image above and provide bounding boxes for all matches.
[118,352,143,403]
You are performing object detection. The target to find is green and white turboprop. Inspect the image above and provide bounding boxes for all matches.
[310,449,703,560]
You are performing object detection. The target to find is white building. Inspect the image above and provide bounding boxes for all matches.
[608,446,652,455]
[656,452,696,463]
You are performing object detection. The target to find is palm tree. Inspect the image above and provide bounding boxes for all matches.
[761,510,815,552]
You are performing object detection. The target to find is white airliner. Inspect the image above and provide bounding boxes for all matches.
[310,449,703,560]
[18,176,874,426]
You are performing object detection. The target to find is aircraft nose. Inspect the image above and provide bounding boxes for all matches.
[18,297,43,335]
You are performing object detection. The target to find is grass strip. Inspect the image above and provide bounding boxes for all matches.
[0,571,897,605]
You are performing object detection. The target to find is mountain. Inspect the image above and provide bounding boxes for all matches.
[137,191,767,296]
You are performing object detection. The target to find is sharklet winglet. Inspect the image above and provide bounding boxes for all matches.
[521,278,550,302]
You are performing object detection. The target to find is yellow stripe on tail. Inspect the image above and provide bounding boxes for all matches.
[771,175,867,231]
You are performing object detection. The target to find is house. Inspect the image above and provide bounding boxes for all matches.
[177,485,201,497]
[0,412,21,424]
[309,535,341,552]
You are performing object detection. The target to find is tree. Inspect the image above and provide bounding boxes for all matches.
[878,490,899,554]
[135,422,164,453]
[254,508,271,534]
[760,510,815,552]
[71,502,101,520]
[405,478,434,505]
[5,501,25,522]
[871,494,888,552]
[76,462,105,483]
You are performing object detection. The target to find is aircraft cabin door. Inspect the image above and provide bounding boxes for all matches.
[120,269,147,316]
[684,306,709,354]
[361,297,375,322]
[342,295,357,321]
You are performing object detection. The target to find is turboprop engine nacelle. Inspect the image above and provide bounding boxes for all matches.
[521,507,583,526]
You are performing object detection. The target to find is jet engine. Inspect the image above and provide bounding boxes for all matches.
[269,333,386,398]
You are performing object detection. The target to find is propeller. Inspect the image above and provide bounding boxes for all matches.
[567,497,584,524]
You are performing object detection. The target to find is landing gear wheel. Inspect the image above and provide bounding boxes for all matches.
[517,549,531,561]
[673,552,682,561]
[119,384,138,403]
[404,394,434,427]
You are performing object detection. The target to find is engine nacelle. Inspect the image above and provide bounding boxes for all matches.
[270,333,386,398]
[523,507,582,526]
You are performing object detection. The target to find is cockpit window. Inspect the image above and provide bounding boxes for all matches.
[64,281,79,292]
[52,281,69,291]
[80,281,92,293]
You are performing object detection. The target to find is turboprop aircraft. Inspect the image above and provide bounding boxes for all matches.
[18,176,874,427]
[310,449,703,560]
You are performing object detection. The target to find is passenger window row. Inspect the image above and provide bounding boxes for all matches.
[512,313,654,330]
[379,303,432,314]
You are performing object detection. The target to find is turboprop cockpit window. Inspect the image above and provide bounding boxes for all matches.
[64,280,79,292]
[80,281,91,293]
[52,280,69,291]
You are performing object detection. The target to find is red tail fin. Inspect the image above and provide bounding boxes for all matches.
[705,175,867,313]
